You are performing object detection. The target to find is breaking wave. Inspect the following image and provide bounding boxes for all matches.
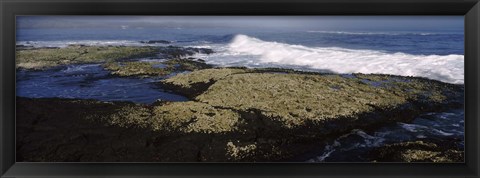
[208,34,464,84]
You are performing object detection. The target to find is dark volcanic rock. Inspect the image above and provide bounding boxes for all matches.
[367,140,464,162]
[158,46,214,58]
[16,97,239,162]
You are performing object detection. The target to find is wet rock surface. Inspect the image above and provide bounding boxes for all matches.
[367,140,464,162]
[16,45,159,70]
[16,45,214,71]
[102,59,213,77]
[17,66,464,162]
[157,46,214,58]
[16,97,232,162]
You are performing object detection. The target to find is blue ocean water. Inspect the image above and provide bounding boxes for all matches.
[17,27,464,55]
[17,27,465,84]
[16,63,189,103]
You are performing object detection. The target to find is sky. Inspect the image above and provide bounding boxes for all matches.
[16,16,464,32]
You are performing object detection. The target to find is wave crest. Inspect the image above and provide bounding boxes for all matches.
[225,34,464,84]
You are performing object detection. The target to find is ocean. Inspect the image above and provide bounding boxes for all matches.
[17,27,464,83]
[16,26,465,162]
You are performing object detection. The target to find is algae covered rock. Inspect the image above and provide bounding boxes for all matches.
[163,58,213,71]
[86,100,242,134]
[163,68,249,88]
[226,141,258,160]
[162,68,249,97]
[151,101,242,133]
[16,45,215,71]
[102,58,214,77]
[16,46,158,69]
[158,68,464,161]
[196,73,407,128]
[368,141,464,162]
[103,61,171,77]
[164,69,463,132]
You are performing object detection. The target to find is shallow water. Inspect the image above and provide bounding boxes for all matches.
[16,63,189,104]
[306,109,464,162]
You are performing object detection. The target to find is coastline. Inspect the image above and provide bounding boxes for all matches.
[15,45,465,162]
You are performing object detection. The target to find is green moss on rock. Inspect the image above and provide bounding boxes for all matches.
[152,101,242,133]
[102,105,154,129]
[16,46,158,69]
[194,72,455,128]
[103,61,172,77]
[103,59,214,77]
[162,68,249,97]
[163,68,249,88]
[85,100,242,134]
[226,141,258,160]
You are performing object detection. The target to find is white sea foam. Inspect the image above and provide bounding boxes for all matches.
[309,148,335,162]
[398,123,425,132]
[398,123,455,136]
[306,129,386,162]
[196,34,464,84]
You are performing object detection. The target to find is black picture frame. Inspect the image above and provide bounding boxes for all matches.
[1,0,479,177]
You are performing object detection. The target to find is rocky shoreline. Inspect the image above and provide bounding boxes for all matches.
[16,45,465,162]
